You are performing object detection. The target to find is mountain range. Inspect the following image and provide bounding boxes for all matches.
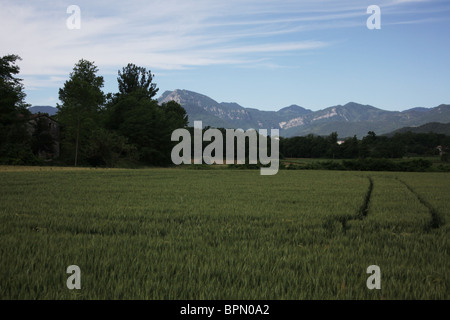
[158,89,450,138]
[28,89,450,138]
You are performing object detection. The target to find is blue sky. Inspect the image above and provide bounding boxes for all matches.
[1,0,449,111]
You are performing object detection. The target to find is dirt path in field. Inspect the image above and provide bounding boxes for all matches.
[396,178,445,231]
[323,175,373,234]
[357,176,374,220]
[325,175,445,234]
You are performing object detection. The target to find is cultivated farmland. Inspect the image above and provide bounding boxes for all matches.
[0,167,448,299]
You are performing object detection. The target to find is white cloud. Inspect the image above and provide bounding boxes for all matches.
[0,0,446,91]
[0,1,336,77]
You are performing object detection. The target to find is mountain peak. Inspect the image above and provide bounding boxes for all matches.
[158,89,220,106]
[278,105,312,118]
[341,102,378,110]
[279,104,310,112]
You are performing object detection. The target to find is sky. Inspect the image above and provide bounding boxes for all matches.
[1,0,449,112]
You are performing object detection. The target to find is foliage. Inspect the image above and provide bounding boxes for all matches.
[50,59,189,167]
[104,66,188,166]
[341,158,433,172]
[284,158,433,172]
[85,128,138,167]
[0,54,37,164]
[441,153,449,162]
[280,130,449,160]
[0,54,29,112]
[56,59,105,166]
[30,116,56,158]
[117,63,159,100]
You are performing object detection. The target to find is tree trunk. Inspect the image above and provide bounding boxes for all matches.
[74,113,80,166]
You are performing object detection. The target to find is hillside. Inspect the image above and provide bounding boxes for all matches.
[158,89,450,138]
[385,122,450,136]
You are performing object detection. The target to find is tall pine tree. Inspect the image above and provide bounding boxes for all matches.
[0,54,34,164]
[57,59,104,166]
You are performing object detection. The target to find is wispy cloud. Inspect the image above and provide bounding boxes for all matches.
[0,0,447,91]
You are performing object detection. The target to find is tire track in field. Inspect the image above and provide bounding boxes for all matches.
[396,178,445,231]
[324,176,373,234]
[357,176,374,220]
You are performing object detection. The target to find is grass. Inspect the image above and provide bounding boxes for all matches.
[0,166,448,299]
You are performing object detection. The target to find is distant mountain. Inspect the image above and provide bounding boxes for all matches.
[28,106,57,116]
[385,122,450,136]
[158,89,313,131]
[158,89,450,138]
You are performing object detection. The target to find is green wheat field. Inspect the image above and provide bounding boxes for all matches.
[0,166,448,299]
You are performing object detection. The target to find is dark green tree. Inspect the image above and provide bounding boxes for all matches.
[161,100,189,130]
[117,97,168,164]
[105,63,188,166]
[30,116,56,158]
[327,132,339,158]
[57,59,105,166]
[118,63,159,100]
[341,135,360,158]
[84,127,137,167]
[105,64,159,131]
[0,54,35,164]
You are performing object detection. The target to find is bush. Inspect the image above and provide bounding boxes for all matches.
[228,158,285,170]
[399,159,432,172]
[340,158,432,172]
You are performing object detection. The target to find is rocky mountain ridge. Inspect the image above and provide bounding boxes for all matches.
[158,89,450,138]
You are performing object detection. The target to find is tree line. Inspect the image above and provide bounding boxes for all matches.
[279,130,450,161]
[0,54,36,164]
[0,55,188,167]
